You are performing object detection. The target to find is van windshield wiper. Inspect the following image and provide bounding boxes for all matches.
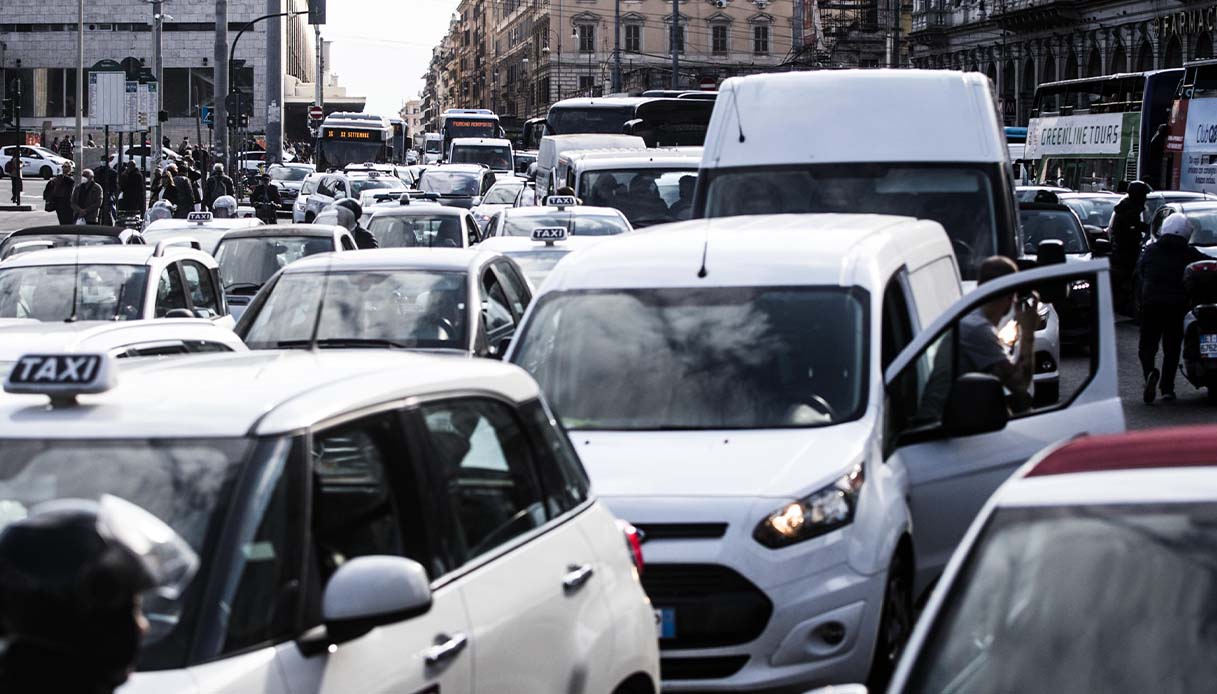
[272,338,410,349]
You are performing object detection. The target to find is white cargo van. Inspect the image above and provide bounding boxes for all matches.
[560,148,702,227]
[535,134,645,201]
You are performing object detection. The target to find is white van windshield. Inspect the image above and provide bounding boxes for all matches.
[704,164,999,279]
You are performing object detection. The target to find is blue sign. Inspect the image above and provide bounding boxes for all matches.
[200,105,214,127]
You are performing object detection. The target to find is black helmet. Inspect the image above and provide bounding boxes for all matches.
[1127,180,1152,199]
[335,197,363,220]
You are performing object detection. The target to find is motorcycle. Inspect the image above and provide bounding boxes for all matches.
[254,201,278,225]
[1181,259,1217,403]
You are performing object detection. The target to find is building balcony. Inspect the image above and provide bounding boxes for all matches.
[909,9,949,45]
[988,0,1080,31]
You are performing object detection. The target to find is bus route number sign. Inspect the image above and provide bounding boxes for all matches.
[325,129,373,141]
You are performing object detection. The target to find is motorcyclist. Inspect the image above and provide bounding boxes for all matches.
[211,195,238,219]
[144,199,175,227]
[0,496,198,693]
[1106,180,1151,315]
[334,198,379,249]
[250,173,281,224]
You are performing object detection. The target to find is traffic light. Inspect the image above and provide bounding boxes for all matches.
[0,97,15,127]
[158,110,168,123]
[227,114,238,129]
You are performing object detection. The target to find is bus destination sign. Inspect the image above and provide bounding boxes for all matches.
[325,129,375,141]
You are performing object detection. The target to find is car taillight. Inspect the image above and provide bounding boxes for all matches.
[618,520,644,576]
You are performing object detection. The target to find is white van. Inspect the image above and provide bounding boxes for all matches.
[422,132,444,164]
[448,137,515,174]
[535,134,645,201]
[560,148,702,227]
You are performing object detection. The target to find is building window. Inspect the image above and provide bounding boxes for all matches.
[163,67,217,119]
[577,24,595,53]
[669,24,686,54]
[712,24,729,54]
[579,75,596,95]
[753,24,770,54]
[625,24,641,53]
[541,76,551,104]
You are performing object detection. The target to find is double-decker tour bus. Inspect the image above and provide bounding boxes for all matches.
[546,96,714,147]
[316,112,393,171]
[1164,59,1217,192]
[440,109,504,158]
[1025,70,1182,191]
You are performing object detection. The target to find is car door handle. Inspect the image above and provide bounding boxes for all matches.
[423,632,468,666]
[562,564,595,593]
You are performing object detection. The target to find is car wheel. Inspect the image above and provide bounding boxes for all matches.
[40,166,52,180]
[867,546,913,691]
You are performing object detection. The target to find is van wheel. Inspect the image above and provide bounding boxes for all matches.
[40,166,52,179]
[304,212,315,223]
[867,546,913,691]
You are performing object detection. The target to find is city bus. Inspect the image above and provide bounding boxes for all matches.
[1025,70,1182,191]
[1163,59,1217,192]
[546,97,714,147]
[440,109,504,159]
[316,112,393,171]
[389,117,407,164]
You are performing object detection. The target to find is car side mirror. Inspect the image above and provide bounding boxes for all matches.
[943,373,1008,436]
[164,308,194,319]
[297,556,432,657]
[1090,236,1111,257]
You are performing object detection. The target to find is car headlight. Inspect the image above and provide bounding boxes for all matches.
[754,463,864,549]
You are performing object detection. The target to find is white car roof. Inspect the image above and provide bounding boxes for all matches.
[0,319,245,364]
[144,218,260,234]
[0,350,540,438]
[1,245,175,267]
[541,213,951,292]
[564,149,702,169]
[369,205,465,219]
[450,137,512,148]
[280,248,498,274]
[503,205,626,219]
[703,69,1005,168]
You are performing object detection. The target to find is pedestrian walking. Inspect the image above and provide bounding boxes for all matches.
[50,137,60,154]
[203,163,235,209]
[178,137,191,158]
[118,162,147,215]
[71,169,103,225]
[1106,180,1151,316]
[168,165,196,219]
[86,134,97,148]
[58,136,73,160]
[149,169,165,204]
[43,162,76,224]
[1137,213,1210,403]
[94,158,118,225]
[5,158,21,205]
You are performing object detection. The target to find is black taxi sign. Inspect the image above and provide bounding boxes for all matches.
[187,211,213,223]
[4,354,116,403]
[545,195,577,208]
[532,227,568,245]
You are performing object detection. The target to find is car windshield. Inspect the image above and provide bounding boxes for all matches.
[1062,197,1117,228]
[704,164,999,279]
[418,171,480,196]
[581,168,697,226]
[483,181,525,204]
[904,503,1217,693]
[0,438,254,671]
[242,270,468,350]
[513,287,867,429]
[269,167,309,182]
[0,233,123,259]
[1180,209,1217,246]
[502,249,571,287]
[501,211,628,237]
[0,264,148,321]
[350,177,405,197]
[367,215,465,248]
[1019,209,1088,254]
[452,146,512,170]
[215,236,334,289]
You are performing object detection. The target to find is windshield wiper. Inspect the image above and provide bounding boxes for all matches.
[273,338,410,349]
[224,282,263,293]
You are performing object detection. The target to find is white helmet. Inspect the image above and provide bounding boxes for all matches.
[145,200,174,226]
[211,195,238,219]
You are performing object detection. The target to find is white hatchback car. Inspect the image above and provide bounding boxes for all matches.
[0,349,660,694]
[0,241,234,329]
[143,211,261,255]
[508,214,1123,691]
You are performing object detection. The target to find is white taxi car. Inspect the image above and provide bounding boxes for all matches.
[478,225,612,288]
[507,214,1122,691]
[0,350,658,694]
[142,211,260,255]
[0,240,234,329]
[484,197,632,238]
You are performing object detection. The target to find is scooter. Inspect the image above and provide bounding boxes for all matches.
[1181,259,1217,403]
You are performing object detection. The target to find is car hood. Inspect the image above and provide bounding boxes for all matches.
[573,421,871,499]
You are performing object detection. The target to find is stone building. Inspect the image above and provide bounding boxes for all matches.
[907,0,1216,125]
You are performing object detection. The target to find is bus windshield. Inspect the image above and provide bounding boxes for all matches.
[703,163,1000,279]
[548,105,637,135]
[318,134,388,171]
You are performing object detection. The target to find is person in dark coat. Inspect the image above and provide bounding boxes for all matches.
[93,158,118,225]
[6,157,22,205]
[203,163,235,209]
[335,198,378,248]
[1106,180,1151,315]
[181,157,203,204]
[167,165,196,218]
[118,162,147,215]
[1136,213,1210,403]
[58,135,73,160]
[71,168,103,224]
[43,162,76,224]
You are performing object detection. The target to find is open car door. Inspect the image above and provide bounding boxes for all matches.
[882,260,1124,595]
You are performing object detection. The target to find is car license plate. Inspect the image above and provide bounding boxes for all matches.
[1202,334,1217,358]
[654,607,676,639]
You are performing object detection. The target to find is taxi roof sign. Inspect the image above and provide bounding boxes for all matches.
[532,226,568,246]
[545,195,577,209]
[4,353,116,406]
[187,211,213,224]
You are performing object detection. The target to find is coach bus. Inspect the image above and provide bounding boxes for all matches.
[1162,59,1217,192]
[546,97,714,147]
[316,112,393,171]
[1025,70,1182,191]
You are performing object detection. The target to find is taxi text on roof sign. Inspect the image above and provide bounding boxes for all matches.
[187,211,213,223]
[4,353,117,402]
[532,226,568,244]
[546,195,577,208]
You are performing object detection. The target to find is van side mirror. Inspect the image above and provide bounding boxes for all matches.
[943,373,1008,436]
[297,556,432,656]
[490,335,512,359]
[1090,236,1111,257]
[1037,239,1066,266]
[164,308,194,319]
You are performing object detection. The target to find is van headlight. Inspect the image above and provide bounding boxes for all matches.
[754,464,864,549]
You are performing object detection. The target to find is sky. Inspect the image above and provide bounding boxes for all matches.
[324,0,459,116]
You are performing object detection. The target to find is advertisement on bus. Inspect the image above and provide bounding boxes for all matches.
[1026,112,1139,191]
[1173,97,1217,192]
